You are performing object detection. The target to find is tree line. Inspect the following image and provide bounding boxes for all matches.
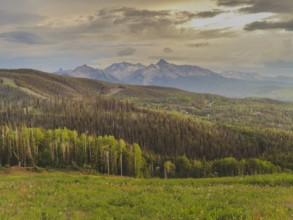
[0,125,282,178]
[0,125,147,177]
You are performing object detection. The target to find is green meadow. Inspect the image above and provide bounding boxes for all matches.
[0,168,292,219]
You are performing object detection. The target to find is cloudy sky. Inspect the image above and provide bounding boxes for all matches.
[0,0,293,76]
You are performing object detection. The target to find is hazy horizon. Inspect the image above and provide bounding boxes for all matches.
[0,0,293,76]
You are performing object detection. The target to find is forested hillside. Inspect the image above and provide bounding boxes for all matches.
[0,69,293,177]
[1,96,292,171]
[2,69,293,131]
[129,94,293,131]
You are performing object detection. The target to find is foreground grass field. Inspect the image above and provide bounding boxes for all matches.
[0,168,292,219]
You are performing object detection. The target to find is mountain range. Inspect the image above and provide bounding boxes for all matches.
[55,59,293,101]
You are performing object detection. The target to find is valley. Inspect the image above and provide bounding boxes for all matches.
[1,69,293,173]
[2,1,293,218]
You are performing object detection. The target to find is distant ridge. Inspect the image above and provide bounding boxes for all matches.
[55,59,221,84]
[55,64,119,83]
[220,70,266,81]
[104,62,145,80]
[54,60,293,100]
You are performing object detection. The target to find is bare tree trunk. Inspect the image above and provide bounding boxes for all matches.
[13,151,21,167]
[120,145,123,176]
[105,151,110,175]
[134,154,136,177]
[164,168,167,179]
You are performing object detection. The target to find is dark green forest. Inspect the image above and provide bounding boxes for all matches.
[129,94,293,131]
[0,69,293,178]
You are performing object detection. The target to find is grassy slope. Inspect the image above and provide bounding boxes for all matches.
[0,69,186,99]
[2,77,46,99]
[0,79,34,103]
[0,168,292,219]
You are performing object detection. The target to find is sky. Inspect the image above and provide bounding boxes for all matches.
[0,0,293,76]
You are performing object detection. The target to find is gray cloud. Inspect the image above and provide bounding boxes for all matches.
[215,0,253,7]
[194,9,225,18]
[216,0,293,32]
[0,7,214,50]
[163,48,173,53]
[186,42,210,47]
[216,0,293,14]
[79,7,229,40]
[0,31,49,45]
[0,10,45,25]
[0,7,234,52]
[121,8,170,17]
[197,29,237,39]
[117,47,136,56]
[240,0,293,14]
[78,8,196,39]
[24,7,232,46]
[244,19,293,31]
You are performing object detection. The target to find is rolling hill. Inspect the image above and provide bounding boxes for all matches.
[0,68,189,99]
[1,68,293,131]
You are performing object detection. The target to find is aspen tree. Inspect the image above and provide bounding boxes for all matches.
[119,139,126,176]
[133,143,143,178]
